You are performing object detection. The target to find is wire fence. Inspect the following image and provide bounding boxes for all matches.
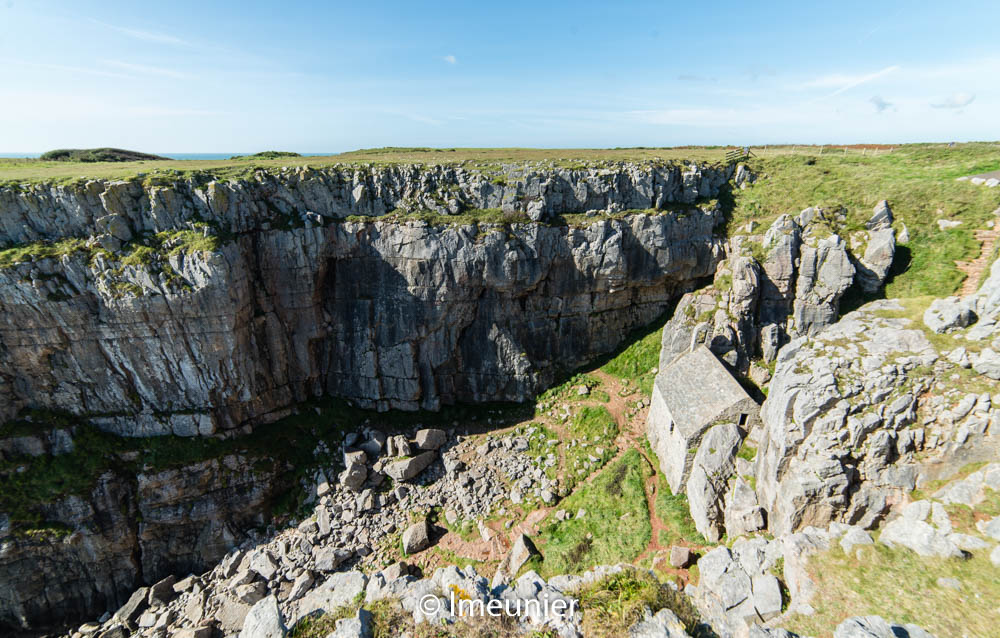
[740,145,898,158]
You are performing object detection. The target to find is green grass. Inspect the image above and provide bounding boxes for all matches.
[653,473,706,546]
[726,144,1000,299]
[600,318,665,397]
[0,398,534,535]
[534,449,651,578]
[39,148,168,163]
[0,238,89,269]
[561,405,619,494]
[736,443,757,462]
[0,146,731,186]
[4,143,997,300]
[784,542,1000,638]
[291,597,405,638]
[0,226,223,274]
[574,567,701,638]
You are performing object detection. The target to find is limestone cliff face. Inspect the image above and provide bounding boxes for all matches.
[0,162,732,242]
[755,260,1000,536]
[0,162,734,631]
[0,163,733,436]
[0,455,286,631]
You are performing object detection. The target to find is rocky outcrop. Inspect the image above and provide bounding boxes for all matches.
[1,419,548,632]
[0,162,734,242]
[0,209,727,434]
[686,423,743,542]
[754,255,1000,537]
[834,616,936,638]
[658,202,896,373]
[0,453,287,632]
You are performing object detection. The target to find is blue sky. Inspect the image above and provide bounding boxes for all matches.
[1,0,998,152]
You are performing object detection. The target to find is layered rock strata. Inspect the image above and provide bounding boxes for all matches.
[0,163,735,435]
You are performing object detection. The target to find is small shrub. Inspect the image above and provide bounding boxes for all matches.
[576,567,700,638]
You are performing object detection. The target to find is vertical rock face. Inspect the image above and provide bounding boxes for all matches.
[657,203,895,373]
[753,301,937,536]
[0,213,725,433]
[0,163,733,243]
[0,163,737,434]
[0,455,286,632]
[0,473,139,631]
[791,234,856,337]
[685,423,743,542]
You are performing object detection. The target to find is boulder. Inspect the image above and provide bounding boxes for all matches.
[839,527,874,554]
[834,615,936,638]
[147,574,177,607]
[391,435,411,457]
[628,607,691,637]
[723,476,766,537]
[924,297,976,334]
[972,349,1000,380]
[751,573,783,621]
[385,451,437,481]
[249,549,278,580]
[314,546,352,572]
[669,546,694,568]
[240,596,286,638]
[879,502,963,558]
[358,436,384,458]
[856,228,895,293]
[867,201,894,231]
[686,423,742,542]
[233,582,267,605]
[492,534,540,588]
[344,449,367,466]
[295,572,368,623]
[760,323,783,363]
[978,515,1000,540]
[215,597,253,633]
[414,428,447,450]
[339,461,368,491]
[402,520,432,554]
[288,571,315,601]
[329,608,374,638]
[113,587,149,628]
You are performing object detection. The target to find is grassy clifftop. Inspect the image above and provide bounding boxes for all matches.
[38,148,168,163]
[1,143,999,298]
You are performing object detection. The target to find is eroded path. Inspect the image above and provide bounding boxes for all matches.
[956,227,999,296]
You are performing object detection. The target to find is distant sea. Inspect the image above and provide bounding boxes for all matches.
[0,152,337,160]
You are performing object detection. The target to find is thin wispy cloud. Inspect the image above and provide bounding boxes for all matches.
[126,106,227,117]
[443,55,457,65]
[805,65,900,98]
[931,92,975,109]
[403,113,445,126]
[676,74,717,83]
[870,95,893,113]
[4,59,135,80]
[90,19,191,47]
[103,60,187,80]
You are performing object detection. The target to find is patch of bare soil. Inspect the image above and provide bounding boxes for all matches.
[956,227,999,296]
